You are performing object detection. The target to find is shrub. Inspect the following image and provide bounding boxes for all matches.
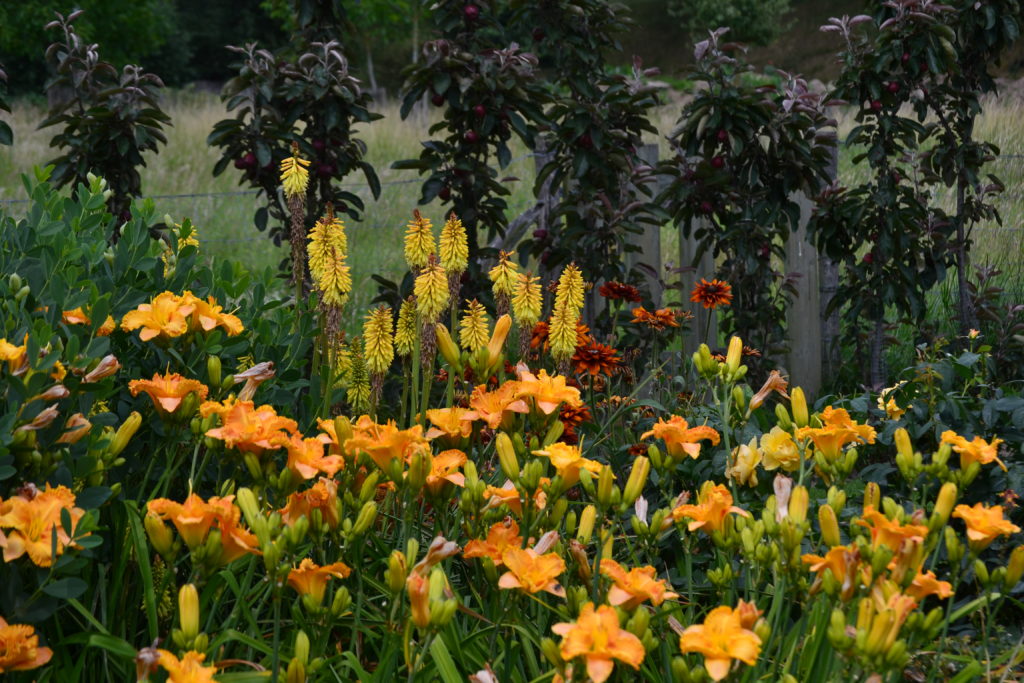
[40,11,170,227]
[659,30,836,359]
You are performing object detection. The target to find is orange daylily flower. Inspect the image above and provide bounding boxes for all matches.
[640,415,720,460]
[856,507,929,552]
[0,485,86,567]
[466,382,529,429]
[484,479,548,516]
[147,493,219,548]
[345,418,431,474]
[796,406,876,460]
[551,603,645,683]
[749,370,789,410]
[532,442,604,487]
[0,337,27,375]
[280,478,341,528]
[734,600,763,629]
[146,494,258,564]
[599,559,679,608]
[157,650,218,682]
[181,292,244,336]
[121,291,195,341]
[678,604,762,681]
[0,617,53,673]
[62,307,116,336]
[425,449,467,495]
[515,365,582,415]
[802,544,865,601]
[200,496,259,565]
[941,430,1006,472]
[425,407,475,440]
[199,396,239,420]
[953,503,1022,551]
[906,570,953,600]
[315,417,350,459]
[129,372,209,415]
[498,547,566,597]
[204,401,298,455]
[287,558,352,604]
[671,482,750,534]
[464,518,523,567]
[281,434,343,480]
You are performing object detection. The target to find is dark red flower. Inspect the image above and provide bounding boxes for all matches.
[598,282,642,303]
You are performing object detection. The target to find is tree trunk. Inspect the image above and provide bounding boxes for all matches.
[411,9,420,64]
[955,176,976,335]
[868,316,886,389]
[364,41,378,94]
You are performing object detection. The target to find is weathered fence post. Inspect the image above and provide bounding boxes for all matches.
[819,147,841,388]
[785,145,838,399]
[785,194,822,397]
[681,221,717,355]
[626,144,664,306]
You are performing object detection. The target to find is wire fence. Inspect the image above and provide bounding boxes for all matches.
[2,151,1023,239]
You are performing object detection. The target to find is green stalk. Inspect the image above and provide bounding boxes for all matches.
[271,588,282,680]
[420,349,432,428]
[927,561,963,683]
[410,318,422,428]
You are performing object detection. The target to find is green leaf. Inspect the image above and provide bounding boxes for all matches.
[85,633,137,659]
[429,637,462,683]
[125,501,159,640]
[43,577,88,599]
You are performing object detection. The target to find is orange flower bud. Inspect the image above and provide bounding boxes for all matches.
[818,504,841,547]
[789,486,809,524]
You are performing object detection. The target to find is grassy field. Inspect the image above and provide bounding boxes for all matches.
[1,88,1021,338]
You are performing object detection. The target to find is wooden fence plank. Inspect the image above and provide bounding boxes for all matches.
[681,220,717,355]
[626,144,664,306]
[786,193,822,396]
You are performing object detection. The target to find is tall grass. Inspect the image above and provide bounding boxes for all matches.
[1,88,1020,331]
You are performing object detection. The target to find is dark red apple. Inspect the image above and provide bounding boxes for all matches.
[464,4,480,21]
[473,104,486,118]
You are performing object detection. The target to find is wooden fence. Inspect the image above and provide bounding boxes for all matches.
[494,140,837,397]
[630,143,838,398]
